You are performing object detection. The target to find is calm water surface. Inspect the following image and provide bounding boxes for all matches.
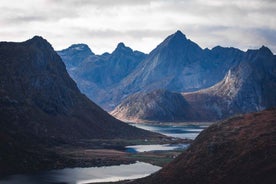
[0,162,160,184]
[130,123,207,139]
[126,143,189,153]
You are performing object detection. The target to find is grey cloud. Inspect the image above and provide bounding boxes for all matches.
[253,28,276,47]
[5,15,48,24]
[49,0,157,7]
[72,28,172,39]
[1,3,79,25]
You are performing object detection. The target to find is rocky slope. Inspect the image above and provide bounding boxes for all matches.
[132,109,276,184]
[111,90,199,122]
[112,46,276,122]
[0,36,158,175]
[183,46,276,121]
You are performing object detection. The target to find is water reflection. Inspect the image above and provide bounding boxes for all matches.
[126,144,189,153]
[0,162,161,184]
[130,123,207,139]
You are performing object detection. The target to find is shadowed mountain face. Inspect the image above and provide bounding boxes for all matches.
[57,43,95,68]
[58,42,146,109]
[0,36,158,174]
[0,36,152,140]
[112,46,276,122]
[132,109,276,184]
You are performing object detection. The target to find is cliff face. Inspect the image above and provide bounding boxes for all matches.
[132,109,276,184]
[184,46,276,121]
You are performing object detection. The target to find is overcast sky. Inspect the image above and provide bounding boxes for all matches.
[1,0,275,54]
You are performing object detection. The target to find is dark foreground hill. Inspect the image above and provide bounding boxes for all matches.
[131,109,276,184]
[0,36,159,175]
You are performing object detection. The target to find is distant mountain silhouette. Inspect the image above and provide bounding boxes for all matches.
[131,109,276,184]
[58,43,94,68]
[58,42,146,109]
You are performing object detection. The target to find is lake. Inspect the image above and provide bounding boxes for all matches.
[129,123,208,139]
[125,144,189,153]
[125,123,210,153]
[0,162,160,184]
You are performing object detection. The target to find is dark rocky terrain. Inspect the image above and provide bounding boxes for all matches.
[130,109,276,184]
[0,36,159,175]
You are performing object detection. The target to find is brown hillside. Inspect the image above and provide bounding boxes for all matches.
[133,109,276,184]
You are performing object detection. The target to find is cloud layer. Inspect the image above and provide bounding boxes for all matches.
[0,0,275,54]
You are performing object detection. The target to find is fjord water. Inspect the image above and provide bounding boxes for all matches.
[0,162,160,184]
[0,123,209,184]
[125,123,209,153]
[129,123,208,139]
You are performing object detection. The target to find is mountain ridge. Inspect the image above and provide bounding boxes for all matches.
[112,45,276,122]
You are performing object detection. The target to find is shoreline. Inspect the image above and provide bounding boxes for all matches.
[0,137,190,178]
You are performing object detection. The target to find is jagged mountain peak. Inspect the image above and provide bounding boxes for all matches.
[246,45,273,56]
[30,35,45,41]
[174,30,187,39]
[24,35,53,50]
[258,45,273,56]
[161,30,188,47]
[113,42,133,54]
[117,42,126,48]
[60,43,94,55]
[153,30,202,55]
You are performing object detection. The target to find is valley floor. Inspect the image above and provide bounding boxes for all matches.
[1,136,190,178]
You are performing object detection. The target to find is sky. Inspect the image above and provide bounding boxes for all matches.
[0,0,276,54]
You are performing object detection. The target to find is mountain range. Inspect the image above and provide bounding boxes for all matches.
[58,42,146,108]
[59,30,276,121]
[112,45,276,122]
[0,36,157,175]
